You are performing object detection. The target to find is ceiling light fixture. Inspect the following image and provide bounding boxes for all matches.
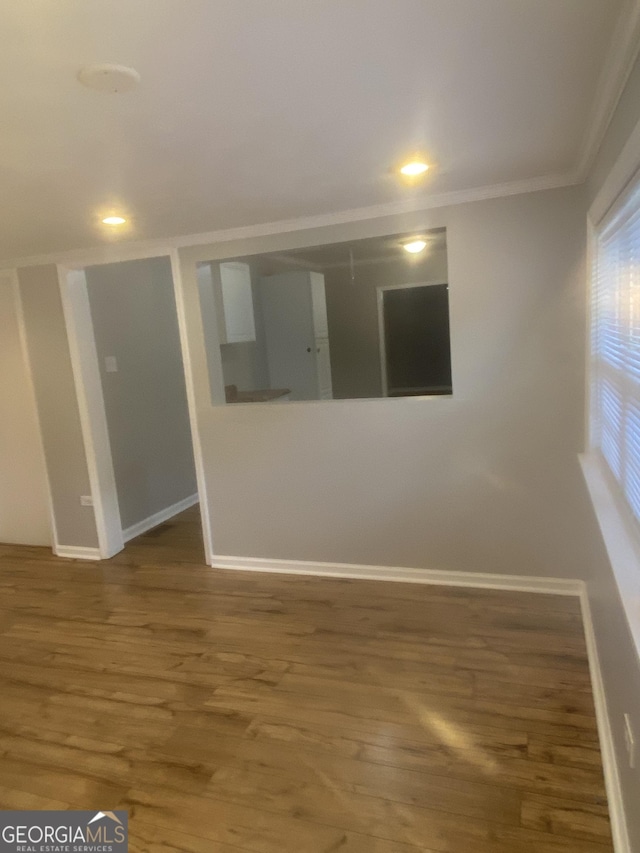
[403,239,427,254]
[102,216,127,226]
[400,161,429,177]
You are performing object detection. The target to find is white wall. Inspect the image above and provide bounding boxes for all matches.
[0,272,51,546]
[17,264,99,549]
[85,257,197,532]
[179,185,608,580]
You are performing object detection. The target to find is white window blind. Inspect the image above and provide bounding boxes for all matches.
[592,177,640,523]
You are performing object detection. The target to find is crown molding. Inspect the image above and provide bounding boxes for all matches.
[0,4,637,272]
[588,109,640,226]
[576,0,640,181]
[0,171,577,272]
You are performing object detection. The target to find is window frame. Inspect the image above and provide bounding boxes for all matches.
[583,126,640,662]
[589,176,640,517]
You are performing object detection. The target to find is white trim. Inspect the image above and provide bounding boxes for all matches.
[170,250,215,563]
[58,266,124,559]
[60,244,175,272]
[580,453,640,664]
[54,545,102,561]
[9,269,59,552]
[122,493,199,542]
[583,118,640,667]
[580,586,633,853]
[583,111,640,663]
[0,173,575,273]
[576,0,640,181]
[210,554,582,595]
[585,219,597,449]
[377,288,389,397]
[589,113,640,227]
[4,243,178,274]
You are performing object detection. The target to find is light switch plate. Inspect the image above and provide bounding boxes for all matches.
[105,355,118,373]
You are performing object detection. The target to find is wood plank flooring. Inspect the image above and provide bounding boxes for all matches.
[0,507,613,852]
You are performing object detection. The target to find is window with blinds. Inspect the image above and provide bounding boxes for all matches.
[591,176,640,524]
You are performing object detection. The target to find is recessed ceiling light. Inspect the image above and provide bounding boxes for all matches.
[400,161,429,177]
[403,240,427,254]
[102,216,127,226]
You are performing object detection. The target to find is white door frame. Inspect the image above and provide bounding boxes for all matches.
[377,280,448,397]
[58,265,124,558]
[170,250,214,563]
[58,250,212,561]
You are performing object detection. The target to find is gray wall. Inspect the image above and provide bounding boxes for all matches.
[17,265,99,549]
[85,257,197,531]
[585,50,640,851]
[181,185,607,585]
[185,192,640,842]
[0,272,51,545]
[325,246,448,398]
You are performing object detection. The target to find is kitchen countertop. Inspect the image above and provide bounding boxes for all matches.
[225,385,290,403]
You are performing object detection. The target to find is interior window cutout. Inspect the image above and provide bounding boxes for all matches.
[197,228,452,404]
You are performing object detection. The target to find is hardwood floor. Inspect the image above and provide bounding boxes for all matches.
[0,506,613,852]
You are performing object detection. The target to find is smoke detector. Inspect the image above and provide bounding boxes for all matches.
[77,64,140,94]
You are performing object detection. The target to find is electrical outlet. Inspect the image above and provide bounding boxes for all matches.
[105,355,118,373]
[80,495,94,507]
[624,713,636,769]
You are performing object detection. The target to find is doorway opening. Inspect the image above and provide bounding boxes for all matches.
[60,255,206,562]
[377,282,452,397]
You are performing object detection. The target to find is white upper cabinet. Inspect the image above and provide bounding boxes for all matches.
[310,271,329,337]
[215,261,256,344]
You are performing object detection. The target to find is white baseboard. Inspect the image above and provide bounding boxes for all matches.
[54,545,102,561]
[210,554,583,595]
[122,493,199,542]
[580,589,631,853]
